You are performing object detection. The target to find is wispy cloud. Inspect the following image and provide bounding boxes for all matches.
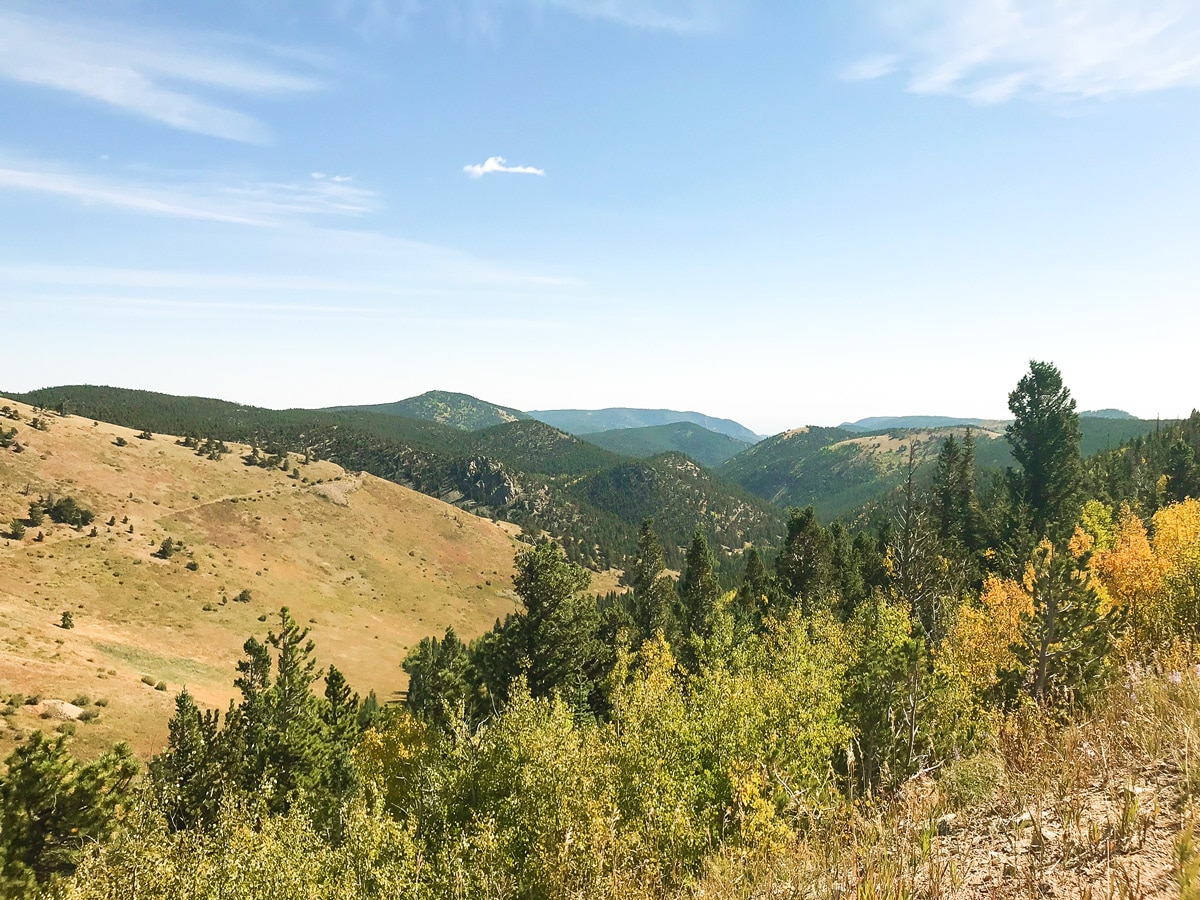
[852,0,1200,102]
[464,156,546,178]
[0,9,324,142]
[535,0,725,33]
[0,161,377,226]
[329,0,725,36]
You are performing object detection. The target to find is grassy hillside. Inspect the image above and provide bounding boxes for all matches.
[334,390,529,431]
[528,407,763,443]
[582,422,750,467]
[838,415,994,432]
[0,395,522,759]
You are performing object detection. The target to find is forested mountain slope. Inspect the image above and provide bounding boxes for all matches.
[332,390,529,431]
[583,421,750,467]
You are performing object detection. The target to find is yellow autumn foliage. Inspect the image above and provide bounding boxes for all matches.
[1091,499,1200,656]
[939,574,1031,694]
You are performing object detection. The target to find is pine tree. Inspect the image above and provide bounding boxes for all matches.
[776,506,833,616]
[150,689,225,830]
[512,542,601,704]
[626,519,679,642]
[1005,540,1117,707]
[1006,361,1084,542]
[0,733,136,892]
[829,521,867,618]
[402,628,471,727]
[735,546,770,626]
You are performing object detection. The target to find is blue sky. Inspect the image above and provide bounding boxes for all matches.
[3,0,1199,434]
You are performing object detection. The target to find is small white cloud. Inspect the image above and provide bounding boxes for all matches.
[311,172,327,180]
[330,174,353,183]
[464,156,546,179]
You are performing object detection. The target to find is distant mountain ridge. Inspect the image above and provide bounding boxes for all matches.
[838,415,992,432]
[839,410,1137,431]
[583,422,750,467]
[331,390,528,431]
[1080,409,1135,419]
[530,408,764,443]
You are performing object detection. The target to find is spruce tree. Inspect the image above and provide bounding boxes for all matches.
[150,689,225,830]
[735,546,770,626]
[1006,361,1084,542]
[776,506,833,616]
[626,519,679,642]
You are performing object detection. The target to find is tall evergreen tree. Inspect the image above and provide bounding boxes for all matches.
[1003,541,1116,707]
[678,531,720,638]
[829,520,867,618]
[735,546,770,626]
[776,506,833,616]
[677,530,728,670]
[403,628,471,727]
[150,689,225,830]
[220,609,337,813]
[625,519,679,642]
[512,541,602,706]
[1006,361,1084,542]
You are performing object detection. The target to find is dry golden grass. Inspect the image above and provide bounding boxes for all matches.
[0,396,524,759]
[832,426,1005,473]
